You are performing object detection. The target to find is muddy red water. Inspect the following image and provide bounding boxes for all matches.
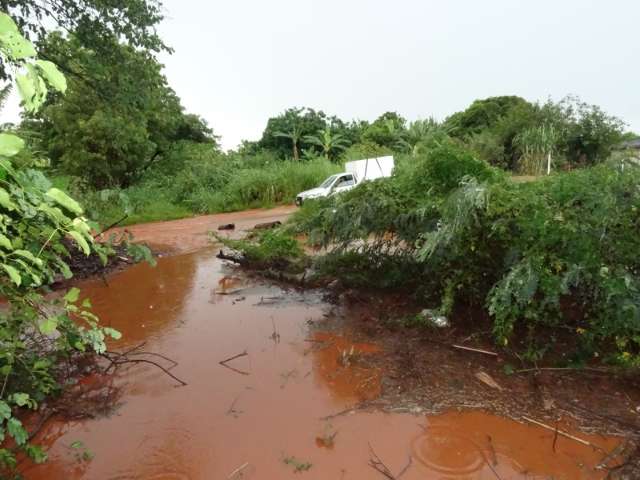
[21,247,621,479]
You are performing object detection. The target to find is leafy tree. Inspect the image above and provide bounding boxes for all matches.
[362,111,407,149]
[0,0,168,80]
[554,96,625,165]
[445,96,531,139]
[32,34,216,188]
[397,118,452,156]
[304,127,349,161]
[258,107,328,159]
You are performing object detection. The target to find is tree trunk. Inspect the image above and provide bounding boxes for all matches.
[293,141,299,161]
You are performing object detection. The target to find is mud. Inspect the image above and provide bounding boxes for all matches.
[19,243,631,479]
[105,205,297,255]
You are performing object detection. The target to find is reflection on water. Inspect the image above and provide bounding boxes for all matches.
[20,248,620,479]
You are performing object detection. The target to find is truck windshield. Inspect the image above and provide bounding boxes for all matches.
[319,174,339,188]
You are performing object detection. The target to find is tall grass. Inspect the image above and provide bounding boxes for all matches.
[72,154,339,226]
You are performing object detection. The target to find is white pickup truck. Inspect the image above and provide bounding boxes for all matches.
[295,155,394,206]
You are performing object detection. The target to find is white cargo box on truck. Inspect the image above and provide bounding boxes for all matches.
[344,155,394,182]
[295,155,394,206]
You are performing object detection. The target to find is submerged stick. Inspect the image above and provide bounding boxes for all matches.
[452,344,498,356]
[103,349,186,386]
[219,350,248,366]
[227,462,249,479]
[368,443,396,479]
[522,416,603,451]
[110,357,187,386]
[396,456,412,478]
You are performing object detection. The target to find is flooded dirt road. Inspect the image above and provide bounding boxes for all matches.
[108,205,297,254]
[21,244,623,479]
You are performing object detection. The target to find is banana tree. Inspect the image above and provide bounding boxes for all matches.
[304,127,349,160]
[273,124,303,161]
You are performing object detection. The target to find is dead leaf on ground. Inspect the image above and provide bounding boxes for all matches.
[475,371,503,391]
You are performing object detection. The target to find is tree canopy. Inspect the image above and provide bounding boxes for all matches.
[32,34,216,188]
[0,0,168,80]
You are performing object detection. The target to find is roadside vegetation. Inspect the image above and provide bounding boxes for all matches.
[221,102,640,368]
[0,13,128,472]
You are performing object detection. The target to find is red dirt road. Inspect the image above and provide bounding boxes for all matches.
[107,205,297,254]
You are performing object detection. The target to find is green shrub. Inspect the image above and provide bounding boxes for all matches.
[290,144,640,364]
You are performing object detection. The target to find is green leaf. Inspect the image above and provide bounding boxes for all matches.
[0,233,12,250]
[0,13,36,60]
[10,393,29,407]
[0,133,25,157]
[103,327,122,340]
[0,401,11,419]
[70,440,83,450]
[58,260,73,279]
[64,287,80,303]
[2,263,21,286]
[39,316,59,335]
[7,418,27,446]
[82,298,92,308]
[0,188,16,211]
[0,13,19,34]
[35,60,67,93]
[25,445,47,464]
[69,231,90,255]
[13,249,43,266]
[16,65,47,112]
[46,188,83,214]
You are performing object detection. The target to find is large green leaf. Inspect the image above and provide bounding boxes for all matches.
[39,316,58,335]
[103,327,122,340]
[10,393,30,407]
[0,187,16,210]
[13,249,43,267]
[68,231,90,255]
[0,401,11,419]
[64,287,80,303]
[45,188,83,214]
[7,418,27,446]
[0,233,12,250]
[16,65,47,113]
[0,133,25,157]
[2,263,21,286]
[0,14,36,60]
[0,12,18,34]
[35,60,67,93]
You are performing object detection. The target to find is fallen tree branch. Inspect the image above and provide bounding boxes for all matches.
[102,351,187,386]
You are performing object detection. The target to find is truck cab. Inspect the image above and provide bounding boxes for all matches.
[295,173,357,206]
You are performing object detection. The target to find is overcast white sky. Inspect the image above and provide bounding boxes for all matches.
[3,0,639,150]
